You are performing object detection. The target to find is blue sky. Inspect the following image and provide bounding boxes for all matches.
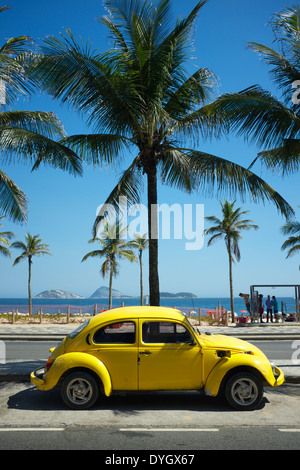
[1,0,300,299]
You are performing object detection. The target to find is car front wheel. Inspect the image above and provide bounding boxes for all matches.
[224,372,263,411]
[61,371,99,410]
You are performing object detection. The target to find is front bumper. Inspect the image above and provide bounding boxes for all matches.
[30,366,46,390]
[274,365,285,387]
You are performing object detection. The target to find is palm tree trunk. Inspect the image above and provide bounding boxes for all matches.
[139,250,143,306]
[146,160,160,306]
[109,265,113,310]
[227,239,235,323]
[28,257,32,316]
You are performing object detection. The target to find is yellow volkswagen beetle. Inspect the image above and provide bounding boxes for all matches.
[30,306,284,410]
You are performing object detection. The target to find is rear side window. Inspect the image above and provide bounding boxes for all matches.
[93,321,136,344]
[68,320,90,339]
[142,321,193,343]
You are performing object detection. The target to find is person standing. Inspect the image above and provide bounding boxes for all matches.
[272,296,279,322]
[239,293,252,321]
[258,294,264,323]
[266,295,274,323]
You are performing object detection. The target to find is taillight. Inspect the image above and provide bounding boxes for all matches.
[46,357,55,371]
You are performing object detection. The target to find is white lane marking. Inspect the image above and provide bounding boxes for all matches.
[119,428,219,432]
[0,428,64,432]
[278,428,300,432]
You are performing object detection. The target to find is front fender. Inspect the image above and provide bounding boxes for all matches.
[204,354,279,397]
[41,352,112,396]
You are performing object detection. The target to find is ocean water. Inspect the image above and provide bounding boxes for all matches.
[0,296,297,315]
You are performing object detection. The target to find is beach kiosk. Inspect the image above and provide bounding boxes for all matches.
[250,284,300,322]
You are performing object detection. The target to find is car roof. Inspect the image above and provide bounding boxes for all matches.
[86,306,186,328]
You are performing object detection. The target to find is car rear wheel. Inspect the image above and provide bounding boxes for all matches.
[61,371,99,410]
[224,372,263,411]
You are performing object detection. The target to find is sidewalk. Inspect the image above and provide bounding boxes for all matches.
[1,322,300,383]
[2,321,300,340]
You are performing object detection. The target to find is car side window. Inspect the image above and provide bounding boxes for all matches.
[93,321,136,344]
[142,321,193,343]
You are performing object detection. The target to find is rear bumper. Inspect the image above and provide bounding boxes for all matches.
[30,366,46,390]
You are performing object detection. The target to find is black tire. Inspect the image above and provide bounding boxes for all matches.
[224,372,263,411]
[61,371,99,410]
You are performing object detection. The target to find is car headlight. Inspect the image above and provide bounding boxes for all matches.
[270,361,276,375]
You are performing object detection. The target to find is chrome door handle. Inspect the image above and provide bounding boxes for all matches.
[140,350,152,355]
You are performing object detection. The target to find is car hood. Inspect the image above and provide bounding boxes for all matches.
[197,332,267,359]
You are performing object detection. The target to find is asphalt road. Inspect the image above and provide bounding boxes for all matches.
[2,338,300,452]
[0,382,300,451]
[4,340,297,361]
[0,424,299,451]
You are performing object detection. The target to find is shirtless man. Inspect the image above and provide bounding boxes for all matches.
[239,293,252,321]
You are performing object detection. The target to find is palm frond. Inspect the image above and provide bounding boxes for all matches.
[81,249,105,262]
[248,42,300,104]
[253,140,300,175]
[60,133,132,167]
[0,111,66,139]
[10,240,27,251]
[281,237,300,258]
[185,149,294,219]
[164,68,217,118]
[281,220,300,235]
[205,85,300,149]
[0,168,28,222]
[12,253,26,266]
[159,147,194,192]
[33,29,143,137]
[0,244,11,257]
[93,155,143,237]
[0,126,82,176]
[0,32,36,104]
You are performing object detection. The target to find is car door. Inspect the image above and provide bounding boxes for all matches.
[138,319,203,390]
[90,320,138,390]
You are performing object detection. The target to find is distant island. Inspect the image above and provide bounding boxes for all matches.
[34,287,198,300]
[89,286,132,299]
[160,292,198,298]
[35,289,84,299]
[89,288,198,299]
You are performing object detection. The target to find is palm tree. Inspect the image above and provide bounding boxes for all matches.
[0,6,82,222]
[32,0,293,306]
[208,6,300,176]
[131,233,149,305]
[204,201,258,322]
[11,233,51,315]
[0,215,15,257]
[82,222,137,309]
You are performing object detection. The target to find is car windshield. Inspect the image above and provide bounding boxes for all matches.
[68,319,90,339]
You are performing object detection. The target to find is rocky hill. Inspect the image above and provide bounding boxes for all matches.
[160,292,198,298]
[89,286,131,298]
[35,289,84,299]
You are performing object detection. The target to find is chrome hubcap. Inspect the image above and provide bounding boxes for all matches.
[67,378,93,405]
[231,378,258,406]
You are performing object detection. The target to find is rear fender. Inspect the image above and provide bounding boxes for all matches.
[43,352,112,396]
[204,354,276,397]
